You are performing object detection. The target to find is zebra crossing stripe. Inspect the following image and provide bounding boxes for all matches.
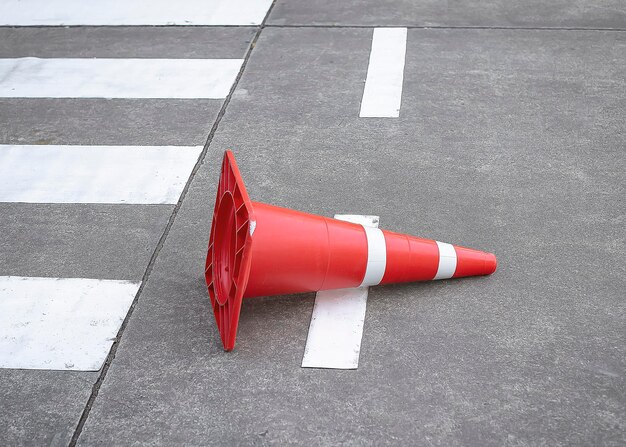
[0,58,243,99]
[0,145,203,204]
[0,276,140,371]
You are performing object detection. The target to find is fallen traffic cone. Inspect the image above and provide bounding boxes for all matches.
[205,150,497,351]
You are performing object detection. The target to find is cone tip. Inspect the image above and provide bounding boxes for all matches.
[485,252,497,275]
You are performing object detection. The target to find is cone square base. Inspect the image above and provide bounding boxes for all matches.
[205,151,254,351]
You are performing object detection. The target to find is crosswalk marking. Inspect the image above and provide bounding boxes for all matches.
[0,145,203,204]
[359,28,408,118]
[0,276,140,371]
[0,58,243,99]
[0,0,273,26]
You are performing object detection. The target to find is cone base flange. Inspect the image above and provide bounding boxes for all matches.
[205,151,255,351]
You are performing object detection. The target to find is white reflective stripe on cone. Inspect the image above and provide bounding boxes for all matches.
[359,226,387,287]
[302,214,379,370]
[434,241,457,280]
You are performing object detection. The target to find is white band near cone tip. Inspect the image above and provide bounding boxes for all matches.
[434,241,457,280]
[359,226,387,287]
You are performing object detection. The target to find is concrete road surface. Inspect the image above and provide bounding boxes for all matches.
[1,1,624,445]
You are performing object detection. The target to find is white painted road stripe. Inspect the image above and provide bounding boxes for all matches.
[302,215,380,370]
[359,226,387,287]
[0,0,273,26]
[359,28,408,118]
[434,241,457,280]
[0,276,140,371]
[0,58,243,99]
[0,145,203,204]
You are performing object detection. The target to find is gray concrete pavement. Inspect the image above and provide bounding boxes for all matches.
[0,204,170,279]
[77,26,625,446]
[1,369,98,447]
[269,0,626,28]
[0,27,255,58]
[1,1,625,446]
[0,99,223,147]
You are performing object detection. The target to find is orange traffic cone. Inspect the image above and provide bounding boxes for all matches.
[205,150,497,351]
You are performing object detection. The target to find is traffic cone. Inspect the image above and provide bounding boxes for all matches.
[205,150,497,351]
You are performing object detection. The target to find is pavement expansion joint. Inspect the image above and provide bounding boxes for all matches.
[263,24,626,32]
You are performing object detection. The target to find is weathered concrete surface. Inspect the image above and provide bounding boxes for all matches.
[0,204,171,280]
[268,0,626,28]
[77,28,625,446]
[0,369,97,446]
